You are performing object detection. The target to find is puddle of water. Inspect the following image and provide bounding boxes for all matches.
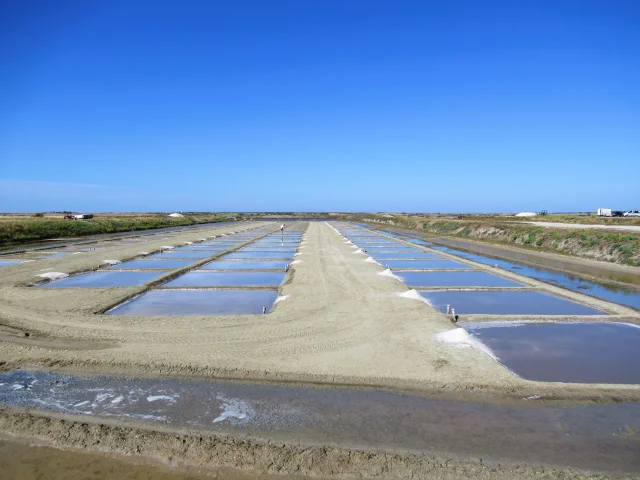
[109,259,198,270]
[397,271,522,287]
[107,289,278,315]
[368,252,442,259]
[0,370,638,472]
[224,252,295,259]
[384,259,472,269]
[164,271,285,287]
[37,252,70,258]
[0,260,23,267]
[40,271,169,288]
[463,322,640,384]
[148,251,222,259]
[419,290,605,315]
[201,260,290,270]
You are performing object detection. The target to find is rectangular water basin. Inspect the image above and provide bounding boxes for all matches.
[418,290,604,315]
[107,289,278,315]
[164,271,285,287]
[110,259,197,269]
[463,322,640,384]
[360,245,416,250]
[368,252,442,259]
[251,238,300,245]
[385,259,471,269]
[40,271,169,288]
[173,246,229,251]
[201,260,289,270]
[398,271,522,287]
[239,248,297,253]
[224,251,295,259]
[148,251,221,259]
[0,260,23,267]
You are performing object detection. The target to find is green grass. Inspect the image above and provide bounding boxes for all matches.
[0,214,240,244]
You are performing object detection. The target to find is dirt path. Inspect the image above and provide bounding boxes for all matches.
[526,221,640,232]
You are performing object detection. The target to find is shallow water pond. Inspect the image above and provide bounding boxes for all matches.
[201,260,289,270]
[397,271,522,287]
[419,290,605,315]
[107,289,279,315]
[110,259,197,269]
[164,271,285,287]
[463,322,640,384]
[40,271,168,288]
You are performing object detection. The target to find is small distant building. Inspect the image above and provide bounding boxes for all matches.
[73,214,94,220]
[515,212,537,217]
[168,212,184,218]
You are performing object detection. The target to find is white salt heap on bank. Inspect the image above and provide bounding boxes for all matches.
[434,328,497,360]
[36,272,69,280]
[377,268,401,280]
[398,289,431,304]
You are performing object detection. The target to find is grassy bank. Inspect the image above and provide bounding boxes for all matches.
[0,213,242,244]
[350,214,640,266]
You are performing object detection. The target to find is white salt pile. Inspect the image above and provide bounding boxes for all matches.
[36,272,69,280]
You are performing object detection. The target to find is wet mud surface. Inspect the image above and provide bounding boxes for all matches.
[1,370,639,472]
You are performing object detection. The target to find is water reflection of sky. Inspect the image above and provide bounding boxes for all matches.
[463,322,640,384]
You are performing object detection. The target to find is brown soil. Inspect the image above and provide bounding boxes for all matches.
[0,411,631,480]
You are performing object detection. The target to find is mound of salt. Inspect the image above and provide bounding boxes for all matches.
[434,328,497,359]
[36,272,68,280]
[102,259,121,265]
[377,268,401,280]
[398,289,431,304]
[275,295,290,304]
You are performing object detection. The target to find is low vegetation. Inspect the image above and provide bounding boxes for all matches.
[0,213,242,244]
[350,214,640,266]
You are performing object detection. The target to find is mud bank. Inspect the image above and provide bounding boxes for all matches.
[0,410,634,480]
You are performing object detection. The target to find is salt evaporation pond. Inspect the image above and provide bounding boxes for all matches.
[110,259,197,269]
[418,290,604,315]
[107,289,279,315]
[397,271,522,288]
[164,271,285,287]
[201,260,289,270]
[39,271,168,288]
[463,322,640,384]
[369,226,640,311]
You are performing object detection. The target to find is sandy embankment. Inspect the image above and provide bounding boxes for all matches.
[0,222,638,402]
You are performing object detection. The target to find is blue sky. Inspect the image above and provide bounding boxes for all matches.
[1,1,638,213]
